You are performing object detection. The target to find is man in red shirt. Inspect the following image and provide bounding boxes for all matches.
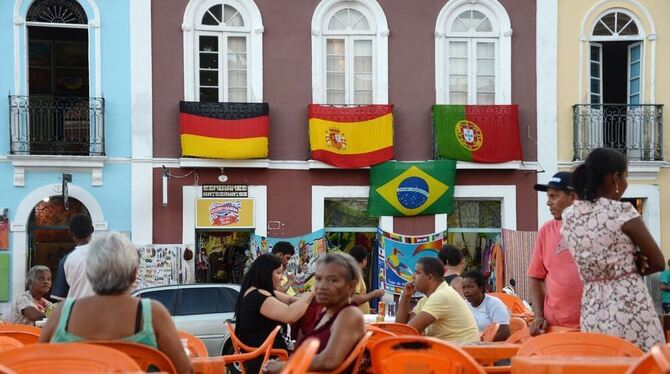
[527,172,583,334]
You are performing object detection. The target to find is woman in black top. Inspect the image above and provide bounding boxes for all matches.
[235,254,312,373]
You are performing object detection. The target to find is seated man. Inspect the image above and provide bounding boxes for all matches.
[396,257,479,343]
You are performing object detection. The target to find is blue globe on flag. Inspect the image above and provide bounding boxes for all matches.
[396,177,429,209]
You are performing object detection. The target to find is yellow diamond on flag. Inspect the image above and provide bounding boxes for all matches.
[375,166,449,216]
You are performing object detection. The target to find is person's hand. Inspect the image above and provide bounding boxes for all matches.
[401,282,416,299]
[371,289,385,299]
[635,252,649,274]
[529,316,548,336]
[287,273,296,284]
[262,359,284,374]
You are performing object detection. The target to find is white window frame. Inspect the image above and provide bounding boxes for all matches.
[311,0,389,104]
[436,185,516,233]
[588,42,603,105]
[182,0,263,102]
[312,186,392,233]
[435,0,512,105]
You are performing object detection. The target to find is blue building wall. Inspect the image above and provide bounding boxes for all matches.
[0,0,133,308]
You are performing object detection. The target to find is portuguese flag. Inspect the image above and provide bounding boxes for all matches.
[368,160,456,217]
[309,104,394,168]
[432,105,522,163]
[180,101,269,159]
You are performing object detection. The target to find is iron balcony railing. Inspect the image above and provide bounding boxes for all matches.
[573,104,663,161]
[9,95,105,156]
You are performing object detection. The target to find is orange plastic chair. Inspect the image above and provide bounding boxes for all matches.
[281,338,320,374]
[306,331,372,374]
[193,325,282,374]
[505,326,531,344]
[481,323,500,342]
[369,322,420,336]
[517,331,644,357]
[488,293,530,315]
[0,342,142,373]
[509,317,527,335]
[626,343,670,374]
[0,324,41,344]
[366,325,396,348]
[0,336,23,352]
[371,335,486,374]
[88,340,177,373]
[178,330,208,357]
[0,365,16,374]
[225,321,289,362]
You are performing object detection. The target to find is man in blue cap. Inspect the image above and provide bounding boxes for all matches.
[527,172,583,334]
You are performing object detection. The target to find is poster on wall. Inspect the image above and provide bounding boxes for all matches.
[0,213,8,250]
[248,229,326,292]
[195,198,255,229]
[377,229,445,294]
[135,245,181,291]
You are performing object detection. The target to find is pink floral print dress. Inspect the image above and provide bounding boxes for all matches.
[561,198,663,352]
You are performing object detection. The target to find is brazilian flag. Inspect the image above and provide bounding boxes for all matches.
[367,160,456,216]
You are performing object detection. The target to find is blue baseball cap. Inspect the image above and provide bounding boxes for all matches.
[534,172,573,192]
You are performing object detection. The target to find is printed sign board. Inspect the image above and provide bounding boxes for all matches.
[196,198,255,228]
[202,184,248,198]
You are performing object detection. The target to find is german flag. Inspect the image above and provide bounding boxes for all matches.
[179,102,269,159]
[308,104,394,168]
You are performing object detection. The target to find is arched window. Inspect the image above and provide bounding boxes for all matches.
[311,0,389,105]
[183,0,263,102]
[436,0,511,105]
[592,11,639,37]
[26,0,88,24]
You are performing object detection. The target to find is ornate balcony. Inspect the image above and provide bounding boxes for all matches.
[9,95,104,156]
[573,104,663,161]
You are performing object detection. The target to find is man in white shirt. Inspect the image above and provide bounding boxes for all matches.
[63,214,95,299]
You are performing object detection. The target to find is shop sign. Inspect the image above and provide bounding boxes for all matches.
[202,184,248,198]
[196,198,254,228]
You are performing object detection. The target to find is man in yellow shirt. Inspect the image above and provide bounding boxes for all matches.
[396,257,479,343]
[349,245,385,313]
[272,241,296,296]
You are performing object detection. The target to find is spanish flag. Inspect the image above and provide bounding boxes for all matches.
[180,102,269,159]
[308,104,394,168]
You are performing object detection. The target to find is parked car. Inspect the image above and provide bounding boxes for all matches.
[132,283,240,357]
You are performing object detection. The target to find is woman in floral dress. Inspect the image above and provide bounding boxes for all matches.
[561,147,665,351]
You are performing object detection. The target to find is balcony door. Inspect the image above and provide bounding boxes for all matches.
[26,0,90,155]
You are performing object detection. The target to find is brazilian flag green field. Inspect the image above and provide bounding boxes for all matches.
[367,160,456,216]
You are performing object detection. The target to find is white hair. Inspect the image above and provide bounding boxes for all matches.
[26,265,50,289]
[86,231,139,295]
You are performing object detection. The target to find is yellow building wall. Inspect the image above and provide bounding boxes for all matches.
[557,0,670,257]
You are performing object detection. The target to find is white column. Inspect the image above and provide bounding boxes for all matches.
[536,0,559,226]
[130,0,154,244]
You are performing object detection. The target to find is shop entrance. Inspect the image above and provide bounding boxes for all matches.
[27,196,89,277]
[195,230,251,284]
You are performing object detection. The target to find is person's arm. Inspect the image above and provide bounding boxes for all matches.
[494,325,510,342]
[51,256,69,301]
[151,301,193,374]
[259,291,313,324]
[351,288,384,306]
[395,282,415,324]
[407,311,436,335]
[39,302,64,342]
[308,307,365,372]
[528,277,548,335]
[488,297,511,341]
[622,217,665,274]
[273,291,293,305]
[21,306,46,322]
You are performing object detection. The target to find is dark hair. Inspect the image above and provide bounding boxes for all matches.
[417,257,444,279]
[271,241,295,256]
[438,244,463,267]
[571,147,627,202]
[69,214,94,239]
[317,252,361,282]
[348,245,368,264]
[462,270,486,290]
[235,254,282,317]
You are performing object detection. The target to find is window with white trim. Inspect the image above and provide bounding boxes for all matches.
[436,0,511,105]
[194,2,250,102]
[312,0,389,105]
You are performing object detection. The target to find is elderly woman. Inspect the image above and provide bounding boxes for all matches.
[461,271,510,341]
[10,265,53,325]
[39,232,192,373]
[235,254,313,373]
[264,252,366,373]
